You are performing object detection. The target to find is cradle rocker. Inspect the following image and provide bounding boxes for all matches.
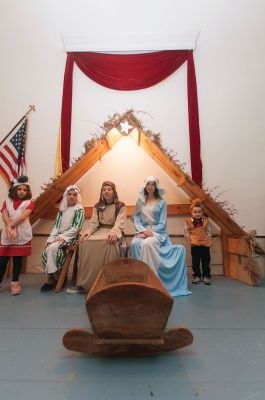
[63,258,193,356]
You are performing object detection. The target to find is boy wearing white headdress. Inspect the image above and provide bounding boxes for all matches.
[41,185,84,291]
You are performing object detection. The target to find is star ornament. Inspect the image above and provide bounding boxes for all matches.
[120,120,133,135]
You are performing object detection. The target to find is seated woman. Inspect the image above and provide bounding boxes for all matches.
[67,181,127,294]
[130,176,191,297]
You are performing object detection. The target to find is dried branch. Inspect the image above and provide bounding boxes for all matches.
[202,185,239,219]
[243,257,263,285]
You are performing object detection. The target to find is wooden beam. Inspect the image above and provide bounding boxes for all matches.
[135,133,245,236]
[221,232,230,277]
[228,237,250,257]
[40,204,191,219]
[105,129,123,149]
[222,234,259,286]
[135,133,185,184]
[31,138,112,224]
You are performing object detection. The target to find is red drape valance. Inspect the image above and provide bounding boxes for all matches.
[61,50,202,185]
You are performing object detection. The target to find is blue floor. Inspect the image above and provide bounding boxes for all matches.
[0,275,265,400]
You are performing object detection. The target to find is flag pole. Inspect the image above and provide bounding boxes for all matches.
[0,105,36,146]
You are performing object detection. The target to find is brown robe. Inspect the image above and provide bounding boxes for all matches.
[77,203,126,291]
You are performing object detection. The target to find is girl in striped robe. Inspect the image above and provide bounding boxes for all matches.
[41,185,84,291]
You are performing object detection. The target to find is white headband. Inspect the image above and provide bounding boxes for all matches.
[65,185,80,194]
[138,176,165,202]
[13,178,30,188]
[59,185,82,212]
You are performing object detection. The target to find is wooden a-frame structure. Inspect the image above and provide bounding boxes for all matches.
[31,112,263,286]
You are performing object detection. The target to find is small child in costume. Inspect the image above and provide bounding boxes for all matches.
[41,185,85,292]
[184,198,212,285]
[41,185,84,291]
[0,176,34,295]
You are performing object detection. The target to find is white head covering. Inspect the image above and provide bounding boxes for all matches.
[12,176,30,188]
[59,185,82,212]
[139,176,165,203]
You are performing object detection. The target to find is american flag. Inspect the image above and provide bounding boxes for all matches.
[0,117,27,185]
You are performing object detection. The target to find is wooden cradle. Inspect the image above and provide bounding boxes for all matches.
[63,258,193,356]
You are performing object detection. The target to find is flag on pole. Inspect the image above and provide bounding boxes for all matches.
[0,116,27,186]
[55,125,63,176]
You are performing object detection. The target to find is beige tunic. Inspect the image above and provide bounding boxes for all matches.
[1,199,32,245]
[77,203,126,291]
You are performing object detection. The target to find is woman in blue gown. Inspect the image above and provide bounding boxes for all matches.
[130,176,191,297]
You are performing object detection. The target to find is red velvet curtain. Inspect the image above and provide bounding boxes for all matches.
[61,50,202,185]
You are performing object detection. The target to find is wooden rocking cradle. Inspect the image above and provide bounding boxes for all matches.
[63,258,193,356]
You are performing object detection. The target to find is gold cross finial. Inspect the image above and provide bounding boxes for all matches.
[29,105,36,112]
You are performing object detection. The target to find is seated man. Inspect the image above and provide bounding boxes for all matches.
[67,181,127,294]
[41,185,84,291]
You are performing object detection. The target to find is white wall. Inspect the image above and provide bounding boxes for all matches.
[75,136,190,206]
[0,0,265,235]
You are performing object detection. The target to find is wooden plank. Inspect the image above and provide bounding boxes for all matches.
[54,247,76,292]
[203,198,244,235]
[221,233,230,277]
[167,204,191,215]
[137,133,185,183]
[94,338,164,345]
[228,237,250,257]
[135,133,245,236]
[63,326,193,355]
[180,176,244,235]
[40,203,191,219]
[32,232,221,239]
[105,128,123,148]
[227,253,258,286]
[231,254,257,286]
[31,139,111,224]
[228,253,239,279]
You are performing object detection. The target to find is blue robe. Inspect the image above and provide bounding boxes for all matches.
[130,199,191,297]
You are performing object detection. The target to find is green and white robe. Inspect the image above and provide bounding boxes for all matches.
[42,205,84,274]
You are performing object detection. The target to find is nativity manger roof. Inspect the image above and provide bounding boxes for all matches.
[32,111,263,286]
